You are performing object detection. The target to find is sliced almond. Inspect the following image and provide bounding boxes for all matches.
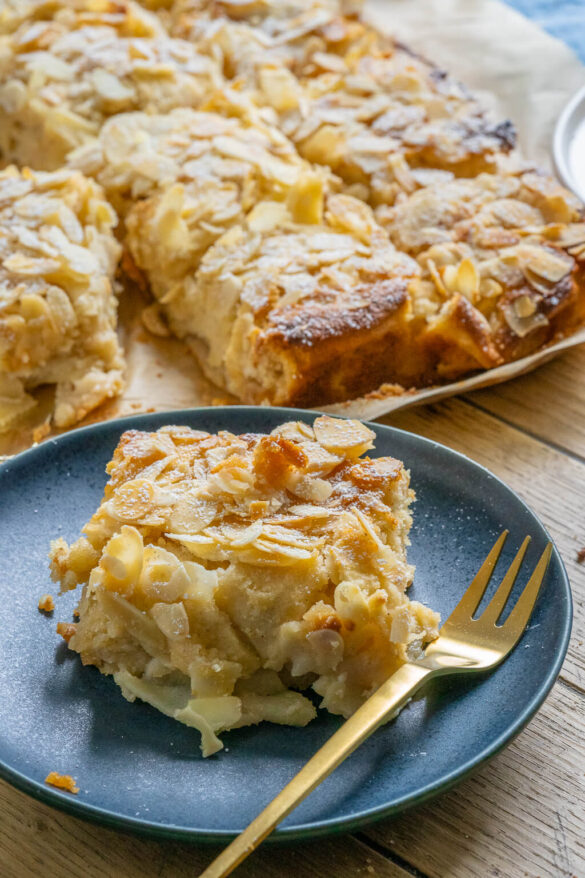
[313,415,375,458]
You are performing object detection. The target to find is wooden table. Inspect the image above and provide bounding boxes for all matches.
[2,346,584,878]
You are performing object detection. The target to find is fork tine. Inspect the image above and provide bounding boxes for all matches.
[501,543,552,638]
[479,536,531,624]
[448,530,508,622]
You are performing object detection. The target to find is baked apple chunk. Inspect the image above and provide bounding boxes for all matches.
[50,416,439,755]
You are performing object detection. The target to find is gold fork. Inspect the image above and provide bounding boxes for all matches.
[200,531,552,878]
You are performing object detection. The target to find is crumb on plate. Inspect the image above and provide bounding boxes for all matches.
[38,594,55,613]
[45,772,79,794]
[56,622,77,643]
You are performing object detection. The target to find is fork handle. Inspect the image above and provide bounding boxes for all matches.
[199,662,434,878]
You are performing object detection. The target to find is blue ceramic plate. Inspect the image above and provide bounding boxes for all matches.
[0,407,571,842]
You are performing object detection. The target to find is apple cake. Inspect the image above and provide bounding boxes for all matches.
[167,0,516,206]
[168,0,354,85]
[0,0,165,34]
[0,0,222,170]
[49,415,440,756]
[379,170,585,370]
[2,0,583,413]
[130,192,419,404]
[0,165,124,431]
[116,176,584,405]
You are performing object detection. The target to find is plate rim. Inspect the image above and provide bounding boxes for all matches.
[0,406,573,843]
[553,81,585,199]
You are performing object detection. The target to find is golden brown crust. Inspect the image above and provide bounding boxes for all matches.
[264,278,409,347]
[178,194,420,404]
[255,279,412,404]
[424,293,503,372]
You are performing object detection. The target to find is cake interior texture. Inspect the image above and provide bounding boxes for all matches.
[50,415,440,755]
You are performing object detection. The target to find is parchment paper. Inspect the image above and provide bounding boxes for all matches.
[2,0,585,455]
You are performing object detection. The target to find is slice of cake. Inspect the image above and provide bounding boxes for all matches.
[50,415,440,756]
[0,0,222,170]
[0,165,124,431]
[124,191,421,404]
[140,178,584,406]
[168,0,515,205]
[379,170,585,373]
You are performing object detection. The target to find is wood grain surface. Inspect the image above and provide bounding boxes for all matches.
[384,395,585,693]
[470,346,585,460]
[2,350,585,878]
